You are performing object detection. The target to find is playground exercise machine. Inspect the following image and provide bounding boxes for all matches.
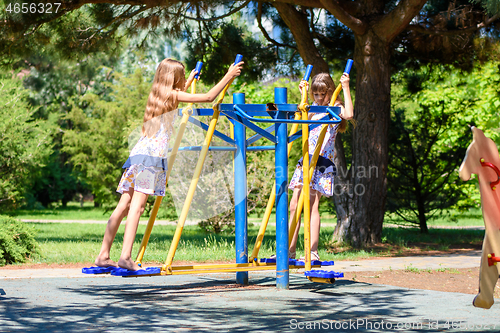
[83,55,353,289]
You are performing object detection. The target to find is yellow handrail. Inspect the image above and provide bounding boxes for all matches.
[163,77,236,272]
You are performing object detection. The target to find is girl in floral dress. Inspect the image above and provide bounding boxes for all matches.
[95,58,244,271]
[288,72,353,261]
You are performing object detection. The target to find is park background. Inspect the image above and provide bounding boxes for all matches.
[1,0,500,267]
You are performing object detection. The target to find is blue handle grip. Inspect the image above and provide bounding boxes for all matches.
[234,54,243,64]
[194,61,203,79]
[344,59,353,74]
[303,65,313,81]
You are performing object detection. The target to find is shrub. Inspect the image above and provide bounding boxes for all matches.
[0,215,38,266]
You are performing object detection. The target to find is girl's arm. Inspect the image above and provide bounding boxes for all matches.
[339,73,353,119]
[177,62,244,103]
[184,69,197,92]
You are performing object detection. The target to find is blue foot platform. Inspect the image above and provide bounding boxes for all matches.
[111,267,161,277]
[82,266,118,274]
[304,270,344,279]
[260,258,335,266]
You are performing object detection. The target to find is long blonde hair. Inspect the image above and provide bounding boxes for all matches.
[310,73,351,133]
[142,59,186,137]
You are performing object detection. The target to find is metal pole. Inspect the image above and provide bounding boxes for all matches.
[274,87,289,289]
[233,92,248,285]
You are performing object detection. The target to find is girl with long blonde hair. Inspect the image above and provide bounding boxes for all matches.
[288,71,353,261]
[95,58,244,271]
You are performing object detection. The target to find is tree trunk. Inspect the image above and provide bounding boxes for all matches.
[333,31,391,247]
[417,199,429,233]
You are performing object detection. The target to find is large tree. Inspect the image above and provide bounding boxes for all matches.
[259,0,498,246]
[2,0,499,246]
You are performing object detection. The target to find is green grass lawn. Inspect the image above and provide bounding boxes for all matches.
[9,202,485,228]
[15,220,485,267]
[384,208,485,228]
[5,203,486,267]
[8,202,153,221]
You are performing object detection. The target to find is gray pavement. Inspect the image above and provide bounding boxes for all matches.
[1,251,499,332]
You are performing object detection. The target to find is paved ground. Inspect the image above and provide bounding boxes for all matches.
[1,251,499,332]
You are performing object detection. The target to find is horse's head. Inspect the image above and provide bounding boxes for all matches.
[459,127,500,181]
[460,127,480,181]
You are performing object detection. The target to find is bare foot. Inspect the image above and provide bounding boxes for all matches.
[118,257,141,271]
[95,257,118,268]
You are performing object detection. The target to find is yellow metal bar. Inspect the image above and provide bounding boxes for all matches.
[331,84,342,107]
[301,108,311,271]
[171,262,271,270]
[163,264,320,275]
[169,262,321,270]
[165,265,281,275]
[249,112,302,262]
[135,79,198,265]
[163,77,236,272]
[296,80,311,271]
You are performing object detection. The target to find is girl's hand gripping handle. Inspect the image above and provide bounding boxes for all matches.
[227,54,244,79]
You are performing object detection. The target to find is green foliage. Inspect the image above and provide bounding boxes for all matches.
[0,215,38,266]
[62,68,152,207]
[1,3,122,67]
[472,0,500,15]
[22,54,120,208]
[0,73,55,209]
[387,62,500,232]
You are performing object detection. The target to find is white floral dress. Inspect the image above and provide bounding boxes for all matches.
[117,114,174,197]
[288,111,339,197]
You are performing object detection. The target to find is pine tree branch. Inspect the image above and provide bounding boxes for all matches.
[168,1,251,22]
[407,13,500,36]
[318,0,366,35]
[257,2,296,49]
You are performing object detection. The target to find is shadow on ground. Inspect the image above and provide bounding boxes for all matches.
[1,273,498,332]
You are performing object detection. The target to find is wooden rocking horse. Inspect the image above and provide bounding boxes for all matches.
[459,126,500,309]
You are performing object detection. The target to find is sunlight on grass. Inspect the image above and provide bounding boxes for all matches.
[9,203,486,266]
[26,222,381,265]
[385,208,484,228]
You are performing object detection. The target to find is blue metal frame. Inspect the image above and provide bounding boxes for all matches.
[221,111,277,144]
[177,93,343,289]
[246,124,276,145]
[187,116,235,145]
[274,88,289,289]
[233,93,248,285]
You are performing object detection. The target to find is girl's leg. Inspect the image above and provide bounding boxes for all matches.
[310,190,322,255]
[118,191,149,270]
[95,189,133,267]
[288,187,302,255]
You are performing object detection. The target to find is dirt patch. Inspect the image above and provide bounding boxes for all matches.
[342,267,500,299]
